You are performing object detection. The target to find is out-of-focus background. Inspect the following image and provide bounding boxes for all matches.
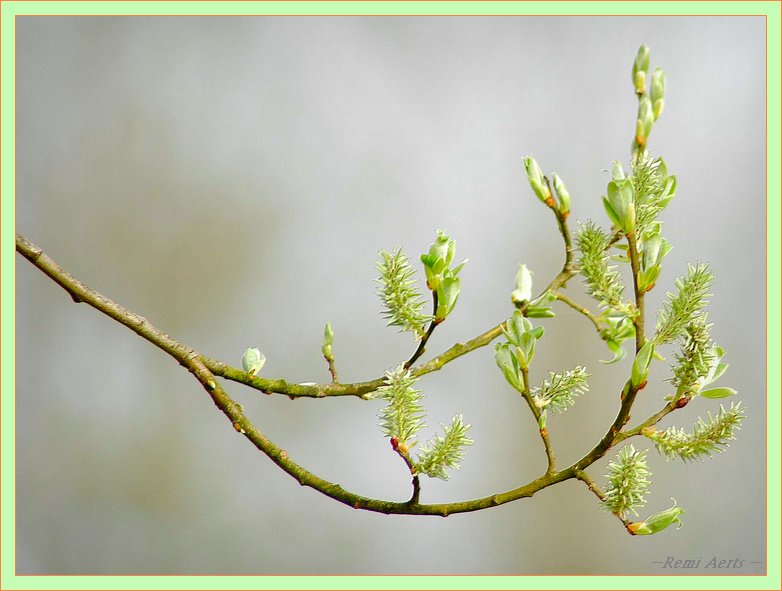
[15,16,766,575]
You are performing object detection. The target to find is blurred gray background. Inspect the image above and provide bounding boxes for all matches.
[15,17,766,575]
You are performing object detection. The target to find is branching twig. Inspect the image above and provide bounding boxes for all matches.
[16,231,666,518]
[552,291,603,334]
[404,290,440,369]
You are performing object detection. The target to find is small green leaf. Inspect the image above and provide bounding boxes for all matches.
[439,276,461,319]
[602,340,627,364]
[631,340,655,388]
[628,500,684,536]
[525,307,556,318]
[699,387,737,399]
[602,196,623,228]
[495,343,523,392]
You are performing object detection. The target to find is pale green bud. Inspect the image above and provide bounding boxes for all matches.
[635,95,654,146]
[523,156,552,204]
[241,347,266,375]
[552,173,571,217]
[638,233,671,291]
[511,264,533,305]
[632,45,650,93]
[610,160,626,180]
[630,340,655,388]
[650,68,666,120]
[321,323,334,359]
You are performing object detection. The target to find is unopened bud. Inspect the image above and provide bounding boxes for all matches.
[241,347,266,375]
[636,95,654,145]
[631,341,655,389]
[632,45,650,93]
[511,264,533,305]
[523,156,552,204]
[650,68,666,120]
[552,173,571,217]
[321,322,334,359]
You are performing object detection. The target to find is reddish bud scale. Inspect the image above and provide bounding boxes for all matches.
[390,436,399,451]
[674,396,690,409]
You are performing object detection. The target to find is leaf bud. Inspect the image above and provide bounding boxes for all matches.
[552,173,571,217]
[523,156,553,205]
[650,68,666,120]
[632,45,650,93]
[321,323,334,359]
[635,95,654,146]
[631,340,655,389]
[511,264,533,305]
[241,347,266,375]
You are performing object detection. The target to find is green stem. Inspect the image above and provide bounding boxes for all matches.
[13,232,584,516]
[558,231,648,475]
[626,232,646,351]
[17,231,681,520]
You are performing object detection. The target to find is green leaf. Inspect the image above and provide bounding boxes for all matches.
[519,332,537,366]
[602,196,623,229]
[699,387,737,399]
[628,499,684,536]
[525,307,556,318]
[495,343,523,392]
[435,276,461,321]
[602,340,627,364]
[631,341,655,388]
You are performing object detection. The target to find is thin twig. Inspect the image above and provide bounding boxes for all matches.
[404,290,440,369]
[552,291,602,334]
[519,366,558,474]
[13,232,573,515]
